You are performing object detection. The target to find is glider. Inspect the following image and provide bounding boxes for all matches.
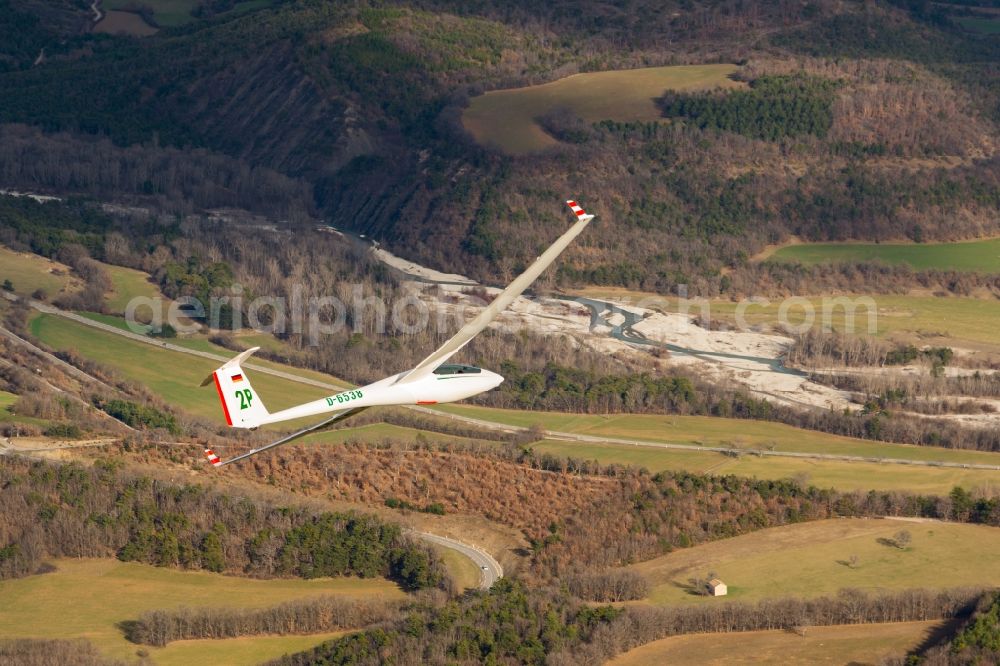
[202,200,594,466]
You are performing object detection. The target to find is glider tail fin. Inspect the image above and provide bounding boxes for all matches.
[200,347,270,429]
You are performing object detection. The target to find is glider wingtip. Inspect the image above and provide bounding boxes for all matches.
[565,199,592,221]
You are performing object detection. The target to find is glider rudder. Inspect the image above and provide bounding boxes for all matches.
[200,347,270,429]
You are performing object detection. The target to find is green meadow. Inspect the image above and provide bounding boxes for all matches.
[29,313,332,426]
[771,238,1000,273]
[534,439,1000,495]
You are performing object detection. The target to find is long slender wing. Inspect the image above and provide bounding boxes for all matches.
[394,200,594,386]
[204,406,367,467]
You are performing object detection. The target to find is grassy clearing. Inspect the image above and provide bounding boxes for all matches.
[166,338,349,388]
[428,543,482,592]
[608,620,940,665]
[235,331,291,354]
[301,422,488,448]
[0,558,400,663]
[0,389,52,430]
[534,440,1000,494]
[955,16,1000,34]
[462,64,741,154]
[103,265,161,314]
[0,244,160,314]
[66,313,349,388]
[153,632,348,666]
[76,311,150,333]
[705,294,1000,349]
[103,0,198,27]
[93,10,159,36]
[631,518,1000,605]
[0,246,77,298]
[443,404,1000,493]
[770,237,1000,273]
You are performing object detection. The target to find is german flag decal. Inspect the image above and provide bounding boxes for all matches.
[231,373,244,383]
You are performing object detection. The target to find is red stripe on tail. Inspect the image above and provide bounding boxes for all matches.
[212,372,233,426]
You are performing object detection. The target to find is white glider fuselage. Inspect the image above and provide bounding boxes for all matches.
[261,365,503,425]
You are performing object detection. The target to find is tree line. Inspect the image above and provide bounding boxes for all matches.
[0,639,125,666]
[888,590,1000,665]
[126,596,401,647]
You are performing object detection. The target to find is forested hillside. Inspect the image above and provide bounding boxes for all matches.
[0,457,444,591]
[1,0,997,292]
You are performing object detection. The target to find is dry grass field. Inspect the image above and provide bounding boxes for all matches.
[630,518,1000,605]
[463,64,741,154]
[607,620,941,665]
[0,558,401,663]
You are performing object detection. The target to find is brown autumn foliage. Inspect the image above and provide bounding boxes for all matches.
[207,441,613,540]
[566,569,650,602]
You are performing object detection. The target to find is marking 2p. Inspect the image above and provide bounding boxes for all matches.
[236,388,253,410]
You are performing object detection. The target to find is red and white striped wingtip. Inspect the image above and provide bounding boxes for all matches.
[204,449,222,467]
[566,200,588,218]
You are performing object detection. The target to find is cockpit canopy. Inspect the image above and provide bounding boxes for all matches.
[433,364,482,375]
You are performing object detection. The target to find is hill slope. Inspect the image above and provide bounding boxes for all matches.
[0,0,997,293]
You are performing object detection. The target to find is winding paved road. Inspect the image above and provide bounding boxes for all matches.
[409,531,503,590]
